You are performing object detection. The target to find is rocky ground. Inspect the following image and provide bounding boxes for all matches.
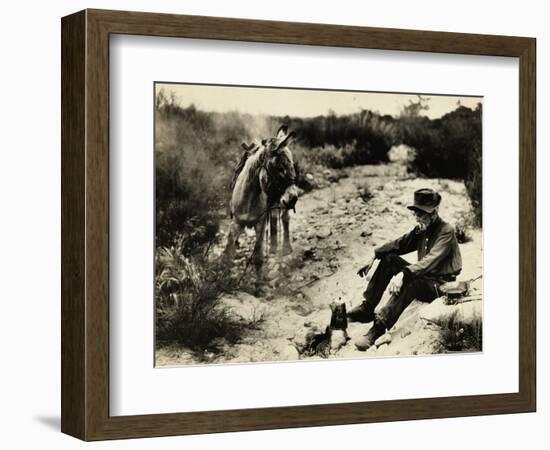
[156,160,483,367]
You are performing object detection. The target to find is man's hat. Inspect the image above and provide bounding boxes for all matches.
[407,188,441,213]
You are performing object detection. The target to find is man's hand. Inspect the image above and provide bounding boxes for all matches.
[357,256,375,278]
[389,272,404,295]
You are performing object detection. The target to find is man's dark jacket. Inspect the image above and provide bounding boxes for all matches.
[374,216,462,280]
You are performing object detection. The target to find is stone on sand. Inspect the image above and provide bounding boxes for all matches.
[420,297,482,326]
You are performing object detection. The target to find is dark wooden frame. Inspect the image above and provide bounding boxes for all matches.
[61,9,536,441]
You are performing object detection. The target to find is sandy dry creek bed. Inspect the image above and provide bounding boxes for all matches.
[156,163,483,366]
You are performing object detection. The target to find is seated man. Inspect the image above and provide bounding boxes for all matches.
[348,188,462,351]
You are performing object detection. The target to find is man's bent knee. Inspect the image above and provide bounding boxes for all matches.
[379,253,408,273]
[380,253,401,264]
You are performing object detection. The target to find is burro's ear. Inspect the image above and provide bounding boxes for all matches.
[277,131,296,150]
[241,142,255,151]
[276,125,289,139]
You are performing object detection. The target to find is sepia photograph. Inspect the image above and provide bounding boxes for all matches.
[154,83,483,366]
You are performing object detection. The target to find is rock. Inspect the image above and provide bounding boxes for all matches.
[375,333,392,347]
[290,303,315,317]
[316,227,332,239]
[420,297,482,326]
[266,268,279,281]
[276,344,300,360]
[388,144,413,162]
[329,329,349,352]
[361,230,373,237]
[439,179,465,195]
[333,241,346,250]
[306,173,314,181]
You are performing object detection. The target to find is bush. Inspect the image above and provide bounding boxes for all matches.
[401,104,483,225]
[155,102,254,251]
[439,310,483,352]
[454,211,476,244]
[285,110,398,168]
[155,244,242,351]
[357,181,375,203]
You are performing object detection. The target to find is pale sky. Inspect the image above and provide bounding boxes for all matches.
[156,83,481,120]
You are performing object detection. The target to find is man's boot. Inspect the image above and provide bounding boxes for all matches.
[355,319,386,351]
[347,301,375,323]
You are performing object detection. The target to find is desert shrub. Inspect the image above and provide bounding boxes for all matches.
[454,211,476,244]
[401,104,483,225]
[283,110,398,167]
[464,139,482,226]
[310,144,347,169]
[439,310,483,352]
[155,101,254,251]
[156,98,270,351]
[155,243,242,351]
[357,181,375,203]
[289,144,318,191]
[308,142,374,169]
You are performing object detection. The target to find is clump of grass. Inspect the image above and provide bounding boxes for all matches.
[155,243,242,352]
[357,182,375,203]
[439,311,482,352]
[454,211,476,244]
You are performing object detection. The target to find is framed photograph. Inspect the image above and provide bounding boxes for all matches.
[61,9,536,441]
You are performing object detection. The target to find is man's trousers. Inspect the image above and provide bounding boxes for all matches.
[363,253,444,329]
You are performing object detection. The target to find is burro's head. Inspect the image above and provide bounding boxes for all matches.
[261,126,299,210]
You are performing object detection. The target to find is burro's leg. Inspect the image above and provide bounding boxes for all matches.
[269,208,278,254]
[282,208,292,256]
[253,217,268,287]
[223,220,244,266]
